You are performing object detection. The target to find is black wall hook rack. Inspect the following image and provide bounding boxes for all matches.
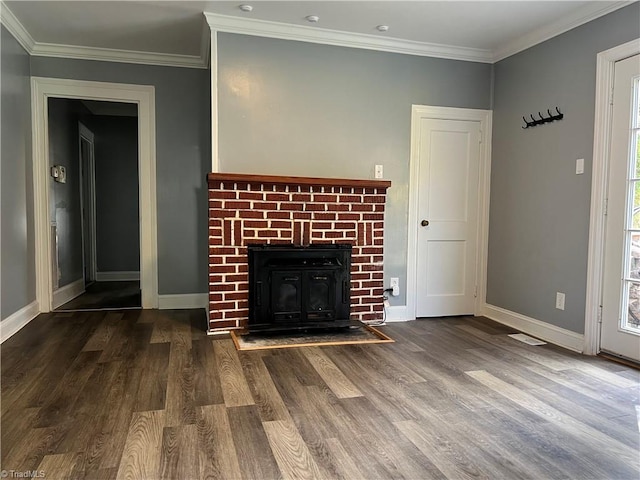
[522,107,564,129]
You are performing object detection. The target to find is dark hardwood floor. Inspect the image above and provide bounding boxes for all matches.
[2,310,639,479]
[56,282,141,311]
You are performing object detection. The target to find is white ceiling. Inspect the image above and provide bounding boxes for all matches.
[1,1,634,67]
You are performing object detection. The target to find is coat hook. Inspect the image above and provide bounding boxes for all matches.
[522,106,564,129]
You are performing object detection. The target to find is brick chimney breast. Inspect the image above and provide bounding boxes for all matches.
[207,173,391,332]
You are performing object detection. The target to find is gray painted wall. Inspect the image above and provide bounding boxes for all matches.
[217,33,493,304]
[47,98,87,288]
[14,4,636,324]
[30,58,211,295]
[1,25,34,319]
[487,3,640,334]
[92,115,140,273]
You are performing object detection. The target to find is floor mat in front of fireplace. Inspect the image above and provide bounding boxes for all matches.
[230,323,393,351]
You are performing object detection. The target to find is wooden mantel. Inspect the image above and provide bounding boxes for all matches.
[207,172,391,190]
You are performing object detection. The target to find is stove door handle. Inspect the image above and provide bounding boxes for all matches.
[342,280,349,303]
[256,281,262,306]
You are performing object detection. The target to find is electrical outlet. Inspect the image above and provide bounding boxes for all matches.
[390,277,399,297]
[555,292,565,310]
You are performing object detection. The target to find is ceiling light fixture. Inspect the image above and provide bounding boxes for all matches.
[239,4,253,12]
[376,25,390,32]
[306,15,320,23]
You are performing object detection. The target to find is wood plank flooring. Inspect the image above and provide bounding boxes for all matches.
[56,282,141,311]
[2,309,639,479]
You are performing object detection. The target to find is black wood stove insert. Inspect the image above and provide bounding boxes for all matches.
[248,244,352,333]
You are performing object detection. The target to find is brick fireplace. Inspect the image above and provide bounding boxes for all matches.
[207,173,391,332]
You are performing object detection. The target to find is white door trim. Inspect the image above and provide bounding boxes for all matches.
[31,77,158,311]
[78,121,97,284]
[585,38,640,355]
[209,28,220,173]
[407,105,492,320]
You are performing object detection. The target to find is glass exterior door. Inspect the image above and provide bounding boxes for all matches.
[601,54,640,361]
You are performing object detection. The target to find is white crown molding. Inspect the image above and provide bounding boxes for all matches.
[205,12,493,64]
[2,1,632,70]
[0,0,35,53]
[1,1,207,69]
[493,1,633,62]
[200,14,211,69]
[30,42,207,69]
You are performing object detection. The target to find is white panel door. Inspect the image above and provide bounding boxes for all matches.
[601,54,640,362]
[416,118,480,317]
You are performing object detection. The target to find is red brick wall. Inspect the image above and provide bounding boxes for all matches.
[207,173,391,331]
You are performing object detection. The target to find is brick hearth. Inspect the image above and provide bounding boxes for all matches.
[207,173,391,332]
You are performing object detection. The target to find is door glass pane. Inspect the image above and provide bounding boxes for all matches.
[634,130,640,178]
[632,181,640,228]
[627,281,640,330]
[622,77,640,333]
[629,232,640,280]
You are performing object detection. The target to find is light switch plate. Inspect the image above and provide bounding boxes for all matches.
[51,165,67,183]
[576,158,584,175]
[555,292,565,310]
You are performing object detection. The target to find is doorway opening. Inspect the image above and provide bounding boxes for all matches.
[585,39,640,356]
[31,77,158,313]
[597,52,640,362]
[49,98,141,311]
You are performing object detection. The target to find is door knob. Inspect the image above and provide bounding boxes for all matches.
[421,220,429,227]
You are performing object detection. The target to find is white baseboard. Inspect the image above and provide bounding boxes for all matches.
[96,271,140,282]
[482,303,584,353]
[158,293,208,311]
[52,278,85,309]
[384,305,412,322]
[1,301,39,343]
